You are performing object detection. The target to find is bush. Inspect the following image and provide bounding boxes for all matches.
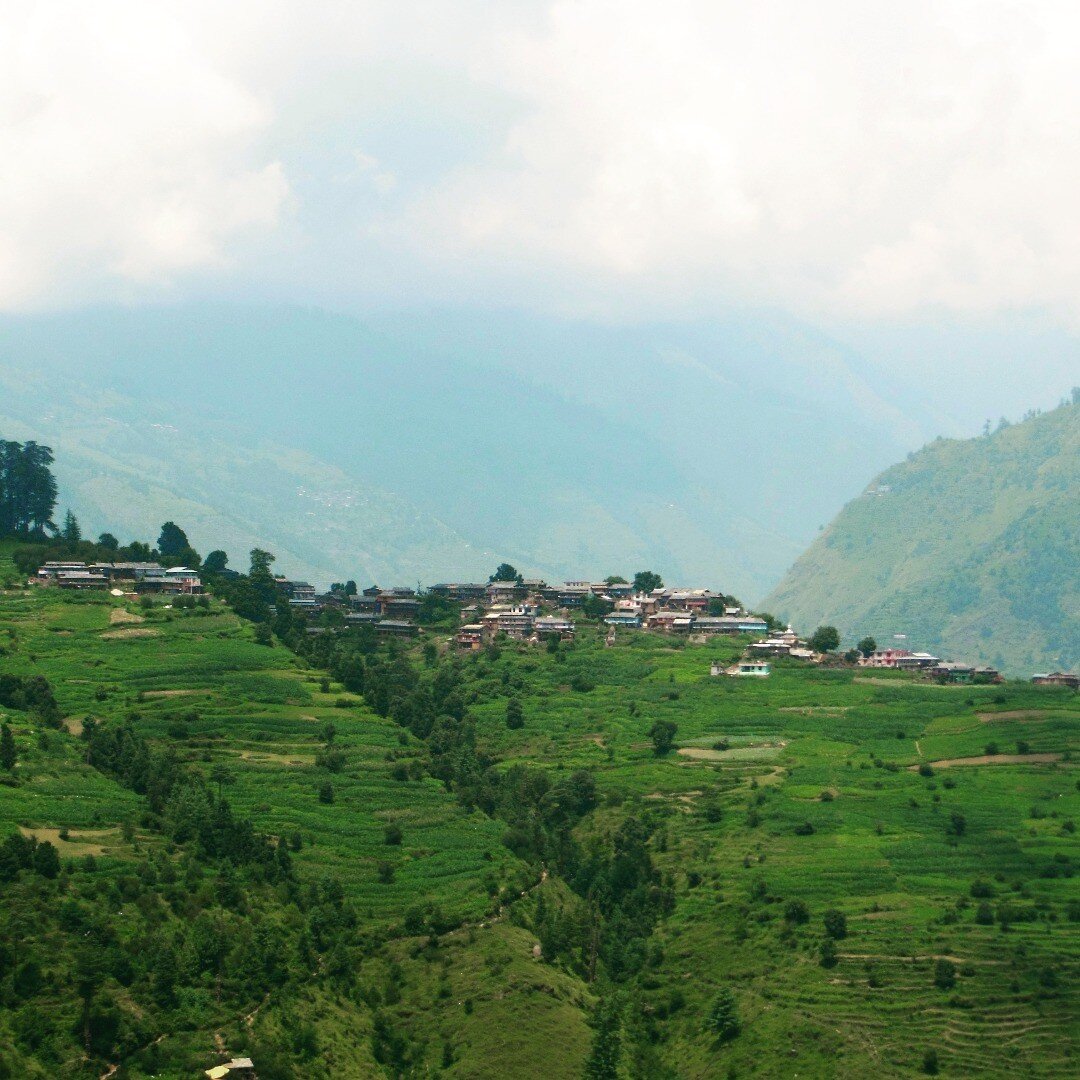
[784,899,810,925]
[823,909,847,940]
[934,958,956,990]
[819,938,838,968]
[317,781,335,805]
[918,763,934,777]
[793,820,815,836]
[922,1049,940,1075]
[384,824,403,846]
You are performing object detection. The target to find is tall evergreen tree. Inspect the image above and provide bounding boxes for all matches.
[61,510,82,543]
[0,723,15,771]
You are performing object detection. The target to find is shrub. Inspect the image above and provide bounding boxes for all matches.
[784,900,810,925]
[823,909,847,940]
[793,820,815,836]
[934,958,956,990]
[918,763,934,778]
[819,939,838,968]
[384,824,403,846]
[317,781,335,805]
[377,861,395,884]
[922,1049,940,1075]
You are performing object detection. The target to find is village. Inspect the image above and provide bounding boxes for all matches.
[28,560,1078,688]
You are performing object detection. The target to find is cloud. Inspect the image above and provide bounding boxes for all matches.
[399,1,1080,322]
[5,1,1080,329]
[0,3,287,309]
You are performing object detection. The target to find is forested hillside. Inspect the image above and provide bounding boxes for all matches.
[767,399,1080,675]
[0,304,923,597]
[0,537,1076,1078]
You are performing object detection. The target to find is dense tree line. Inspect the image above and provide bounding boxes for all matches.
[0,440,58,535]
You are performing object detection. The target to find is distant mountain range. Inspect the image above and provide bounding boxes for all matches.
[0,304,931,596]
[766,400,1080,675]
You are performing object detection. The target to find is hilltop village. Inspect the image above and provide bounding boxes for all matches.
[26,556,1066,685]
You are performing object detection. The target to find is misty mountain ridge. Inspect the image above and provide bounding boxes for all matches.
[0,303,931,596]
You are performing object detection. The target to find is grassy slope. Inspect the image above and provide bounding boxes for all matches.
[0,540,591,1078]
[1,540,1077,1077]
[764,402,1080,675]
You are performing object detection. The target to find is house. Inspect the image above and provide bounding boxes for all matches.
[56,569,109,589]
[748,626,805,656]
[374,620,420,638]
[692,615,769,636]
[895,652,940,670]
[863,648,939,670]
[430,583,488,602]
[90,561,165,582]
[1033,671,1080,690]
[486,581,526,606]
[930,662,974,684]
[482,606,535,640]
[455,624,485,651]
[604,611,642,628]
[549,583,593,607]
[973,666,1003,684]
[729,661,771,677]
[533,615,575,640]
[136,567,203,595]
[646,612,695,633]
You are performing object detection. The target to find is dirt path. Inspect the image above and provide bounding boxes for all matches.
[908,753,1064,769]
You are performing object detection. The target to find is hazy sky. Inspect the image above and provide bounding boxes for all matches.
[2,1,1078,418]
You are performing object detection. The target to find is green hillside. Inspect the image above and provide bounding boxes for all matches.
[766,400,1080,675]
[1,540,1076,1077]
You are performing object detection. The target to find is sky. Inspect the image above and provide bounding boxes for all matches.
[1,1,1078,425]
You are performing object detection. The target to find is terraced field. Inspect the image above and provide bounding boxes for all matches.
[1,539,1076,1077]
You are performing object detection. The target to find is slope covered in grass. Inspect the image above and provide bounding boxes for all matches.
[1,541,1076,1077]
[766,400,1080,674]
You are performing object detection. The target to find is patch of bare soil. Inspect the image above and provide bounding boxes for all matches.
[142,689,204,699]
[779,706,851,714]
[64,716,84,737]
[100,627,162,640]
[109,607,145,625]
[677,747,728,761]
[20,827,116,855]
[976,709,1062,723]
[908,753,1064,769]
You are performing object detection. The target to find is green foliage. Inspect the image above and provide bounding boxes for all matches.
[490,563,521,583]
[632,570,663,593]
[706,987,740,1042]
[648,719,678,756]
[0,440,58,535]
[768,401,1080,674]
[809,625,840,653]
[0,722,14,771]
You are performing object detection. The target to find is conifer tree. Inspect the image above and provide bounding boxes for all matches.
[0,722,15,771]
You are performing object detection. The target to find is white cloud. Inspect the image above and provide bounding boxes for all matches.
[400,0,1080,321]
[0,2,287,309]
[5,1,1080,327]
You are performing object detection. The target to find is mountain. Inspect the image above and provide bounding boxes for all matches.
[0,369,493,588]
[765,400,1080,674]
[0,304,927,595]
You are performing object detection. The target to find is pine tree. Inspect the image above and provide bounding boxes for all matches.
[61,509,81,543]
[583,996,622,1079]
[0,722,15,771]
[706,987,741,1042]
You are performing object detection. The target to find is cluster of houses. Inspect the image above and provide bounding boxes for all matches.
[277,580,423,639]
[33,561,203,595]
[857,647,1003,684]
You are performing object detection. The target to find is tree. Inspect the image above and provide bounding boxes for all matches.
[344,580,357,596]
[249,548,278,601]
[632,570,663,594]
[210,764,234,800]
[648,719,678,756]
[61,509,81,543]
[97,532,119,551]
[384,823,403,846]
[934,958,956,990]
[490,563,521,583]
[156,521,190,558]
[857,636,877,658]
[0,722,15,771]
[706,988,740,1042]
[0,441,57,535]
[202,550,229,574]
[33,840,60,878]
[583,996,622,1079]
[809,626,840,653]
[505,698,524,730]
[317,781,335,804]
[604,575,628,585]
[784,899,810,925]
[823,909,847,939]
